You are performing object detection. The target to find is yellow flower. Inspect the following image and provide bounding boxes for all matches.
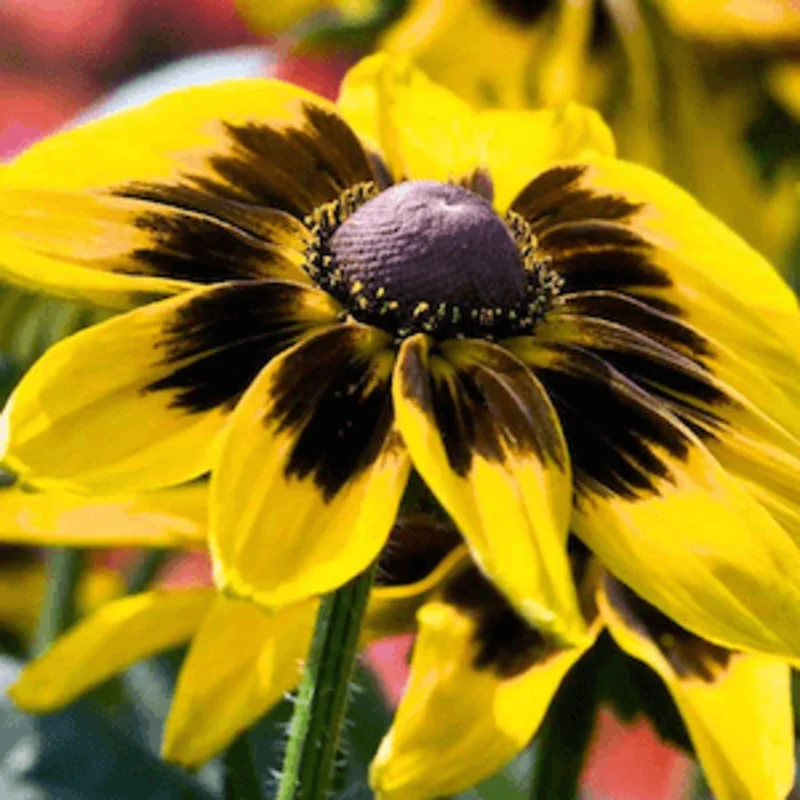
[4,485,792,799]
[238,0,800,269]
[1,55,800,664]
[1,484,465,769]
[371,545,795,800]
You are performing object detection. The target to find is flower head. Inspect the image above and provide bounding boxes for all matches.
[2,485,793,800]
[241,0,800,268]
[370,542,795,800]
[0,483,466,769]
[2,54,800,664]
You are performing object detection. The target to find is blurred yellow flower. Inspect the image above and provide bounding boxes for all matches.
[0,553,121,640]
[770,61,800,120]
[236,0,382,34]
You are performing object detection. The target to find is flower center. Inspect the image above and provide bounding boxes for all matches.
[304,180,561,341]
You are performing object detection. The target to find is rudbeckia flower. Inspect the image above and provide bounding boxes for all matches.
[239,0,800,270]
[2,54,800,660]
[371,543,795,800]
[5,484,792,799]
[0,483,466,769]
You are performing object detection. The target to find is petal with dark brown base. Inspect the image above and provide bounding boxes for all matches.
[211,324,410,610]
[393,333,585,645]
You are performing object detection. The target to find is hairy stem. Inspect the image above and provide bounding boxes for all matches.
[276,563,377,800]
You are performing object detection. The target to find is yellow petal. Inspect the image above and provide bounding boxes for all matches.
[163,594,317,767]
[211,324,410,610]
[1,280,339,493]
[370,564,600,800]
[519,343,800,658]
[481,104,615,211]
[600,576,795,800]
[0,188,312,310]
[379,0,544,110]
[531,300,800,540]
[366,544,469,641]
[658,0,800,43]
[0,78,374,306]
[10,588,214,712]
[528,207,800,442]
[532,0,594,108]
[770,61,800,121]
[337,53,484,185]
[511,158,797,313]
[393,334,586,646]
[0,483,208,548]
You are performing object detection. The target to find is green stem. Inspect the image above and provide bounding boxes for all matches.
[224,732,263,800]
[276,563,378,800]
[126,549,169,594]
[32,548,85,657]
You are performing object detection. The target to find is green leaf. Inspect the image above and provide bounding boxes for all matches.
[0,284,109,402]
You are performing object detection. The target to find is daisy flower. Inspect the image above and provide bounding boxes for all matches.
[2,485,793,799]
[1,54,800,665]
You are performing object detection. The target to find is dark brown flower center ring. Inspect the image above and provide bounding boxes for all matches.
[304,180,562,341]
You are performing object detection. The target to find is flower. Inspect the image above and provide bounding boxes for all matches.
[370,542,795,800]
[2,54,800,660]
[0,483,465,769]
[240,0,800,269]
[4,485,792,799]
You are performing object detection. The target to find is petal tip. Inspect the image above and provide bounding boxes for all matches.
[7,676,52,714]
[160,733,204,770]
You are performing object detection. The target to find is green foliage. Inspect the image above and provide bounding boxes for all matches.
[0,656,217,799]
[0,284,109,403]
[0,652,393,800]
